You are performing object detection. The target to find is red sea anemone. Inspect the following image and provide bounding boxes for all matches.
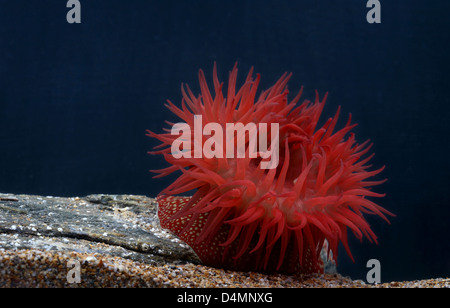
[147,63,394,274]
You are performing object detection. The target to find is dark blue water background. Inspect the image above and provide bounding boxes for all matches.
[0,1,449,282]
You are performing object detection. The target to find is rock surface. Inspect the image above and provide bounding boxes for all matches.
[0,193,201,267]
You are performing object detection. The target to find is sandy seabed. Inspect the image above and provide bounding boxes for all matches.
[0,249,448,288]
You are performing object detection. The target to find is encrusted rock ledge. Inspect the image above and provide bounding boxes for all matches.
[0,193,200,265]
[0,193,448,288]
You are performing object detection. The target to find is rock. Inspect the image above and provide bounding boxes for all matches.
[0,192,201,267]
